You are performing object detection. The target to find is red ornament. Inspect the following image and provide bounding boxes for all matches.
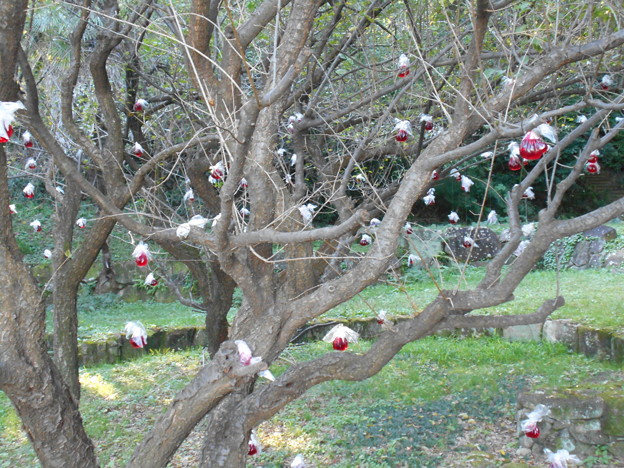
[519,131,548,160]
[333,337,349,351]
[525,426,540,439]
[431,170,439,180]
[248,443,258,456]
[508,156,522,171]
[135,253,149,267]
[398,69,410,78]
[423,121,433,131]
[585,162,600,174]
[0,125,14,143]
[395,129,409,142]
[130,336,147,348]
[24,192,34,199]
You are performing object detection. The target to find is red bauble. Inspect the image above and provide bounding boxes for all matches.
[130,336,146,349]
[508,157,522,171]
[24,193,34,199]
[405,227,413,235]
[395,130,409,142]
[449,219,457,225]
[134,149,143,157]
[376,319,384,325]
[36,226,42,232]
[586,163,599,174]
[462,239,473,248]
[333,337,349,351]
[135,253,149,267]
[398,69,410,78]
[0,125,13,143]
[149,279,158,287]
[359,238,370,246]
[519,132,548,160]
[248,443,258,456]
[588,155,598,163]
[211,168,223,180]
[431,171,439,180]
[424,121,434,131]
[525,426,540,438]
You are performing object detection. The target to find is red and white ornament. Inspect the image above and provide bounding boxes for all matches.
[209,161,225,181]
[448,211,459,224]
[22,131,33,148]
[521,404,550,439]
[462,235,476,248]
[480,151,493,159]
[419,114,433,132]
[183,189,195,202]
[9,204,17,214]
[239,177,248,189]
[585,161,600,174]
[248,432,262,456]
[144,273,158,287]
[404,222,413,235]
[397,54,410,78]
[522,186,535,200]
[322,324,359,351]
[30,220,42,232]
[519,130,548,160]
[423,188,435,205]
[599,75,613,90]
[0,101,25,143]
[450,168,461,181]
[544,448,581,468]
[43,249,52,259]
[376,310,388,325]
[535,123,557,143]
[299,203,317,224]
[359,234,372,246]
[369,217,381,227]
[132,142,144,157]
[176,215,208,239]
[25,158,37,170]
[240,207,250,217]
[431,170,439,180]
[234,340,262,367]
[460,175,474,193]
[393,119,412,142]
[76,218,87,229]
[132,241,152,267]
[23,182,35,199]
[407,254,418,267]
[133,99,149,112]
[125,321,147,349]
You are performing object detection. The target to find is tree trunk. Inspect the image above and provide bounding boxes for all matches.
[204,265,236,356]
[52,279,81,399]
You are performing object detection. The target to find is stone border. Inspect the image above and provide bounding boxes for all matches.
[71,317,623,368]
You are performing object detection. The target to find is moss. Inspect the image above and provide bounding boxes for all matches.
[601,391,624,436]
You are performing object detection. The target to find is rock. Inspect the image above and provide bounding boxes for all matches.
[443,227,501,262]
[605,249,624,268]
[577,326,612,359]
[514,448,532,457]
[608,441,624,459]
[602,392,624,437]
[543,320,579,352]
[571,419,610,444]
[503,323,542,342]
[518,392,605,420]
[570,238,606,268]
[583,225,617,241]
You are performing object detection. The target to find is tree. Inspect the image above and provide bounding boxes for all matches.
[1,0,623,467]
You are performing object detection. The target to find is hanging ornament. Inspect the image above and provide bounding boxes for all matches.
[448,211,459,224]
[508,154,522,171]
[397,54,410,78]
[487,210,498,225]
[125,321,147,348]
[76,218,87,229]
[461,175,474,192]
[521,404,550,438]
[522,186,535,200]
[132,241,152,267]
[462,235,477,248]
[585,161,600,174]
[133,99,149,112]
[0,101,25,143]
[239,177,248,189]
[519,131,548,160]
[30,220,42,232]
[209,161,225,181]
[535,123,558,144]
[289,113,304,124]
[144,273,158,287]
[22,131,33,148]
[56,186,65,195]
[393,119,412,142]
[450,168,461,181]
[480,151,493,159]
[25,158,37,170]
[576,115,588,124]
[431,170,439,180]
[370,218,381,227]
[43,249,52,259]
[544,448,581,468]
[23,182,35,199]
[176,215,208,239]
[290,153,297,167]
[407,254,418,267]
[239,207,250,217]
[404,222,413,235]
[514,240,530,257]
[599,75,613,90]
[132,142,144,157]
[376,310,387,325]
[423,188,435,205]
[359,234,372,246]
[248,433,262,456]
[9,204,17,214]
[419,114,434,131]
[183,189,195,202]
[322,324,359,351]
[299,203,317,224]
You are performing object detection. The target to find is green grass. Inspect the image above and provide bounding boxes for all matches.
[1,337,619,467]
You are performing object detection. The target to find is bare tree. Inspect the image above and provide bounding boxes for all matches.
[1,0,623,467]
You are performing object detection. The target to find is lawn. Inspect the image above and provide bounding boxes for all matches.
[1,337,622,467]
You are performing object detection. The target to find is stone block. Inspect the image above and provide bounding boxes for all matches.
[503,323,542,342]
[570,419,610,444]
[578,326,612,359]
[518,392,605,420]
[542,320,579,352]
[611,335,624,363]
[583,225,617,241]
[602,393,624,437]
